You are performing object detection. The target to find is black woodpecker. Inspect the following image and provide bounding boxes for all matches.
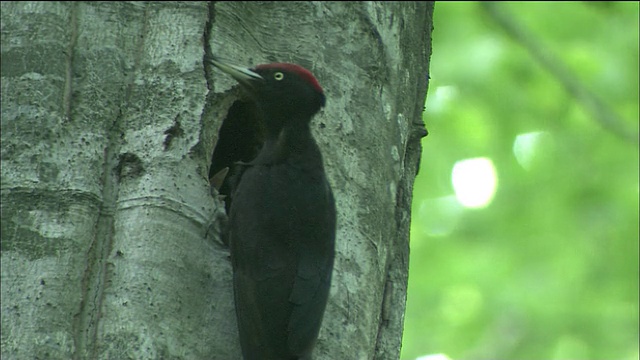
[208,56,336,360]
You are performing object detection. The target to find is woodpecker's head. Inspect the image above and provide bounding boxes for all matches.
[208,56,325,130]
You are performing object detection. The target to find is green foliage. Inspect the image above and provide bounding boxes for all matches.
[402,2,639,360]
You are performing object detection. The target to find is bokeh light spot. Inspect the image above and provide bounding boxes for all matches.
[451,158,498,208]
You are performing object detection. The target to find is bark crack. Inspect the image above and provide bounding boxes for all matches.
[72,4,149,359]
[203,1,216,90]
[63,2,79,122]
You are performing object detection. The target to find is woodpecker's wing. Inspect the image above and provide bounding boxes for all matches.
[287,179,336,355]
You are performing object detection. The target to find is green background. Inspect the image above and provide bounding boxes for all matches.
[402,2,639,360]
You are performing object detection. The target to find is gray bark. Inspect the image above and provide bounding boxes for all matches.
[1,2,433,359]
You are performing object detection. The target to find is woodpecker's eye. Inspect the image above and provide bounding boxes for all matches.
[274,72,284,81]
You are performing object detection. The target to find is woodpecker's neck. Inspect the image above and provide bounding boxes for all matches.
[253,118,323,168]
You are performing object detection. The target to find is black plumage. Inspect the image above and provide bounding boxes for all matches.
[208,57,336,360]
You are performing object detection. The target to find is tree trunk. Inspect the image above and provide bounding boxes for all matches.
[1,2,433,359]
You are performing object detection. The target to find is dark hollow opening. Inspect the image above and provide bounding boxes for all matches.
[209,100,264,213]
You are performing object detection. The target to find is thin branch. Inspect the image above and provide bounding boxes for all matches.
[481,2,639,146]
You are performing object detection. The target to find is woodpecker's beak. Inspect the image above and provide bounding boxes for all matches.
[207,56,263,88]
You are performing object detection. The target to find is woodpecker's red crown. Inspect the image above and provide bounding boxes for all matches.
[254,63,323,95]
